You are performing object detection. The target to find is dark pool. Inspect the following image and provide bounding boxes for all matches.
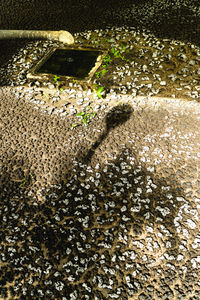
[37,48,101,79]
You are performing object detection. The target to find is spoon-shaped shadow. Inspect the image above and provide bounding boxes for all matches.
[84,103,133,163]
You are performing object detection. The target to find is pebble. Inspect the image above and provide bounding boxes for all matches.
[77,92,83,98]
[76,99,84,105]
[48,84,56,89]
[69,108,77,115]
[94,104,101,111]
[60,111,67,117]
[168,74,177,81]
[48,107,55,115]
[0,24,199,119]
[189,60,195,66]
[142,65,148,72]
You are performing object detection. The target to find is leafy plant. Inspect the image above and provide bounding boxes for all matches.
[91,37,100,45]
[52,75,64,93]
[95,71,101,79]
[93,85,104,99]
[111,47,125,60]
[101,69,108,76]
[43,92,49,99]
[72,79,78,84]
[95,54,111,79]
[95,68,108,79]
[96,86,104,98]
[71,123,79,130]
[53,75,60,83]
[76,106,96,126]
[19,178,28,188]
[92,40,130,99]
[19,173,34,188]
[110,42,130,61]
[103,54,112,64]
[120,42,130,53]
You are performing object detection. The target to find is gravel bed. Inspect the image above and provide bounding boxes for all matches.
[0,25,200,120]
[0,23,200,299]
[1,84,200,298]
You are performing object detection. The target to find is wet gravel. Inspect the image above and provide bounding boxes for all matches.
[1,83,200,298]
[0,25,200,120]
[0,18,200,300]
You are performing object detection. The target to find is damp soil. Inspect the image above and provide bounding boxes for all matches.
[89,31,200,100]
[1,86,200,299]
[0,26,200,299]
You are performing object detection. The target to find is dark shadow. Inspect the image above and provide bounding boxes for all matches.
[0,39,27,68]
[113,1,200,47]
[0,150,186,299]
[0,155,35,201]
[84,104,133,163]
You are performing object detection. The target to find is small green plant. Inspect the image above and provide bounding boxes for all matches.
[53,75,64,93]
[110,43,130,61]
[92,41,129,99]
[104,38,111,43]
[76,106,96,126]
[101,68,108,76]
[103,54,112,64]
[96,86,104,98]
[72,79,78,84]
[93,85,104,99]
[19,173,34,188]
[19,178,28,188]
[111,48,125,60]
[95,68,108,79]
[95,54,111,79]
[43,92,49,99]
[91,37,100,45]
[120,42,130,53]
[53,75,60,83]
[95,71,101,79]
[71,123,79,130]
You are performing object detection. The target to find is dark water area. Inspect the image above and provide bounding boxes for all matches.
[37,48,101,79]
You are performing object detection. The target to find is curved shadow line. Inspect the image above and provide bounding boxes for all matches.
[83,103,133,163]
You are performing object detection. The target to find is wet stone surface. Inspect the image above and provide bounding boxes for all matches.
[0,26,200,120]
[0,83,200,298]
[0,18,200,300]
[0,0,200,297]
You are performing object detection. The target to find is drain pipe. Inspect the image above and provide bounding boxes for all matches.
[0,30,74,44]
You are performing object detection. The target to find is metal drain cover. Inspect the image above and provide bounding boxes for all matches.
[27,46,107,83]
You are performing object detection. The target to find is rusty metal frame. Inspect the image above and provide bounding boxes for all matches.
[27,46,107,83]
